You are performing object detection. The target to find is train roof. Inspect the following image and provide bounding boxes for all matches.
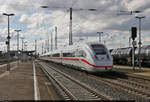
[40,42,106,56]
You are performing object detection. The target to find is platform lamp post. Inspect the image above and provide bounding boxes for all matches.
[51,31,53,51]
[55,26,57,50]
[3,13,15,71]
[20,37,24,62]
[35,40,37,58]
[97,32,103,43]
[40,38,43,54]
[14,29,21,65]
[135,16,145,71]
[24,41,27,51]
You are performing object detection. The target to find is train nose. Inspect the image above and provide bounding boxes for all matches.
[95,55,110,62]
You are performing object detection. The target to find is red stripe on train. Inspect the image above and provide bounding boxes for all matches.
[43,57,112,68]
[47,57,80,61]
[81,59,112,68]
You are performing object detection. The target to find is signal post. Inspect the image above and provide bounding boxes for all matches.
[131,27,137,71]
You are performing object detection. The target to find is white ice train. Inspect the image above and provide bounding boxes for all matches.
[40,42,113,72]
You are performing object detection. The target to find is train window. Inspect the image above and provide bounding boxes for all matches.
[52,53,60,57]
[63,52,75,57]
[91,44,106,55]
[75,50,86,57]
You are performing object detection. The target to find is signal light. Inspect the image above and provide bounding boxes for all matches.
[131,27,137,40]
[6,41,8,45]
[95,55,99,60]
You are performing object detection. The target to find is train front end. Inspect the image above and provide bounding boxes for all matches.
[87,44,113,72]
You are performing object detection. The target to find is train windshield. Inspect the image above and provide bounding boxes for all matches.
[91,44,106,55]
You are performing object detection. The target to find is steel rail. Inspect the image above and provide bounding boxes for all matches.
[39,62,77,100]
[88,74,150,99]
[39,62,109,100]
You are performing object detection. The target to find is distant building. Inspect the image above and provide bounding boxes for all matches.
[19,50,35,61]
[10,50,18,59]
[0,50,35,61]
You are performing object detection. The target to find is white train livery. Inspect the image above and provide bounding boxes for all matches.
[40,42,113,72]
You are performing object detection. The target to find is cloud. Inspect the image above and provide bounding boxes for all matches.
[0,0,150,53]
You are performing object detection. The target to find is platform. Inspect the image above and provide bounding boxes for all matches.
[0,61,59,100]
[1,61,150,100]
[113,65,150,78]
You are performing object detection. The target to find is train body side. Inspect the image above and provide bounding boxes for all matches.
[111,47,132,65]
[40,43,113,72]
[135,45,150,66]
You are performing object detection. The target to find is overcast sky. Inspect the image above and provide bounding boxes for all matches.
[0,0,150,54]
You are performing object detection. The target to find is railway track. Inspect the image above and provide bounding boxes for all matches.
[0,61,17,68]
[40,61,150,101]
[115,77,150,92]
[38,62,109,100]
[92,72,150,95]
[88,74,150,100]
[127,75,150,85]
[0,60,17,65]
[94,71,150,96]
